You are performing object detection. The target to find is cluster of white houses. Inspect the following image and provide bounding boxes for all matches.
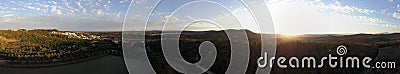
[51,31,101,40]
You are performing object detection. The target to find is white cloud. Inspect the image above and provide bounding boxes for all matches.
[1,14,20,22]
[119,0,131,5]
[51,6,62,15]
[50,1,58,5]
[0,0,129,31]
[25,6,36,10]
[393,13,400,19]
[148,3,251,31]
[312,1,374,14]
[10,8,17,10]
[95,10,102,14]
[0,14,123,31]
[2,14,15,17]
[132,0,148,5]
[62,0,78,14]
[75,0,87,14]
[267,0,396,34]
[389,0,394,3]
[397,4,400,12]
[380,9,388,14]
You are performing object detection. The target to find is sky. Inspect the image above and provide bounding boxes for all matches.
[0,0,131,31]
[1,0,400,34]
[268,0,400,34]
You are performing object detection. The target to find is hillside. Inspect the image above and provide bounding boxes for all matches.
[1,29,399,73]
[0,30,122,67]
[137,30,398,74]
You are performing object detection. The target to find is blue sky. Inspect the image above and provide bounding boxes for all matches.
[0,0,131,31]
[1,0,400,34]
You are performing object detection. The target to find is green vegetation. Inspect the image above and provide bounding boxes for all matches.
[0,30,122,67]
[1,29,399,73]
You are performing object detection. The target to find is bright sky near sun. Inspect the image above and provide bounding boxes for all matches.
[1,0,400,34]
[269,0,400,34]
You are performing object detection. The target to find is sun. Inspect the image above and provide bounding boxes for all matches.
[279,34,301,38]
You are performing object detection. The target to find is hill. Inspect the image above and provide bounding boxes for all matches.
[0,30,122,67]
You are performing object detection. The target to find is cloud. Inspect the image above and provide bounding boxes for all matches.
[393,13,400,19]
[75,0,87,14]
[120,0,129,4]
[0,14,123,31]
[311,1,375,14]
[95,10,102,14]
[1,14,20,22]
[267,0,397,34]
[25,6,36,10]
[125,1,252,31]
[2,14,15,17]
[0,0,130,31]
[397,4,400,12]
[389,0,394,3]
[51,6,62,15]
[132,0,148,5]
[62,0,78,14]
